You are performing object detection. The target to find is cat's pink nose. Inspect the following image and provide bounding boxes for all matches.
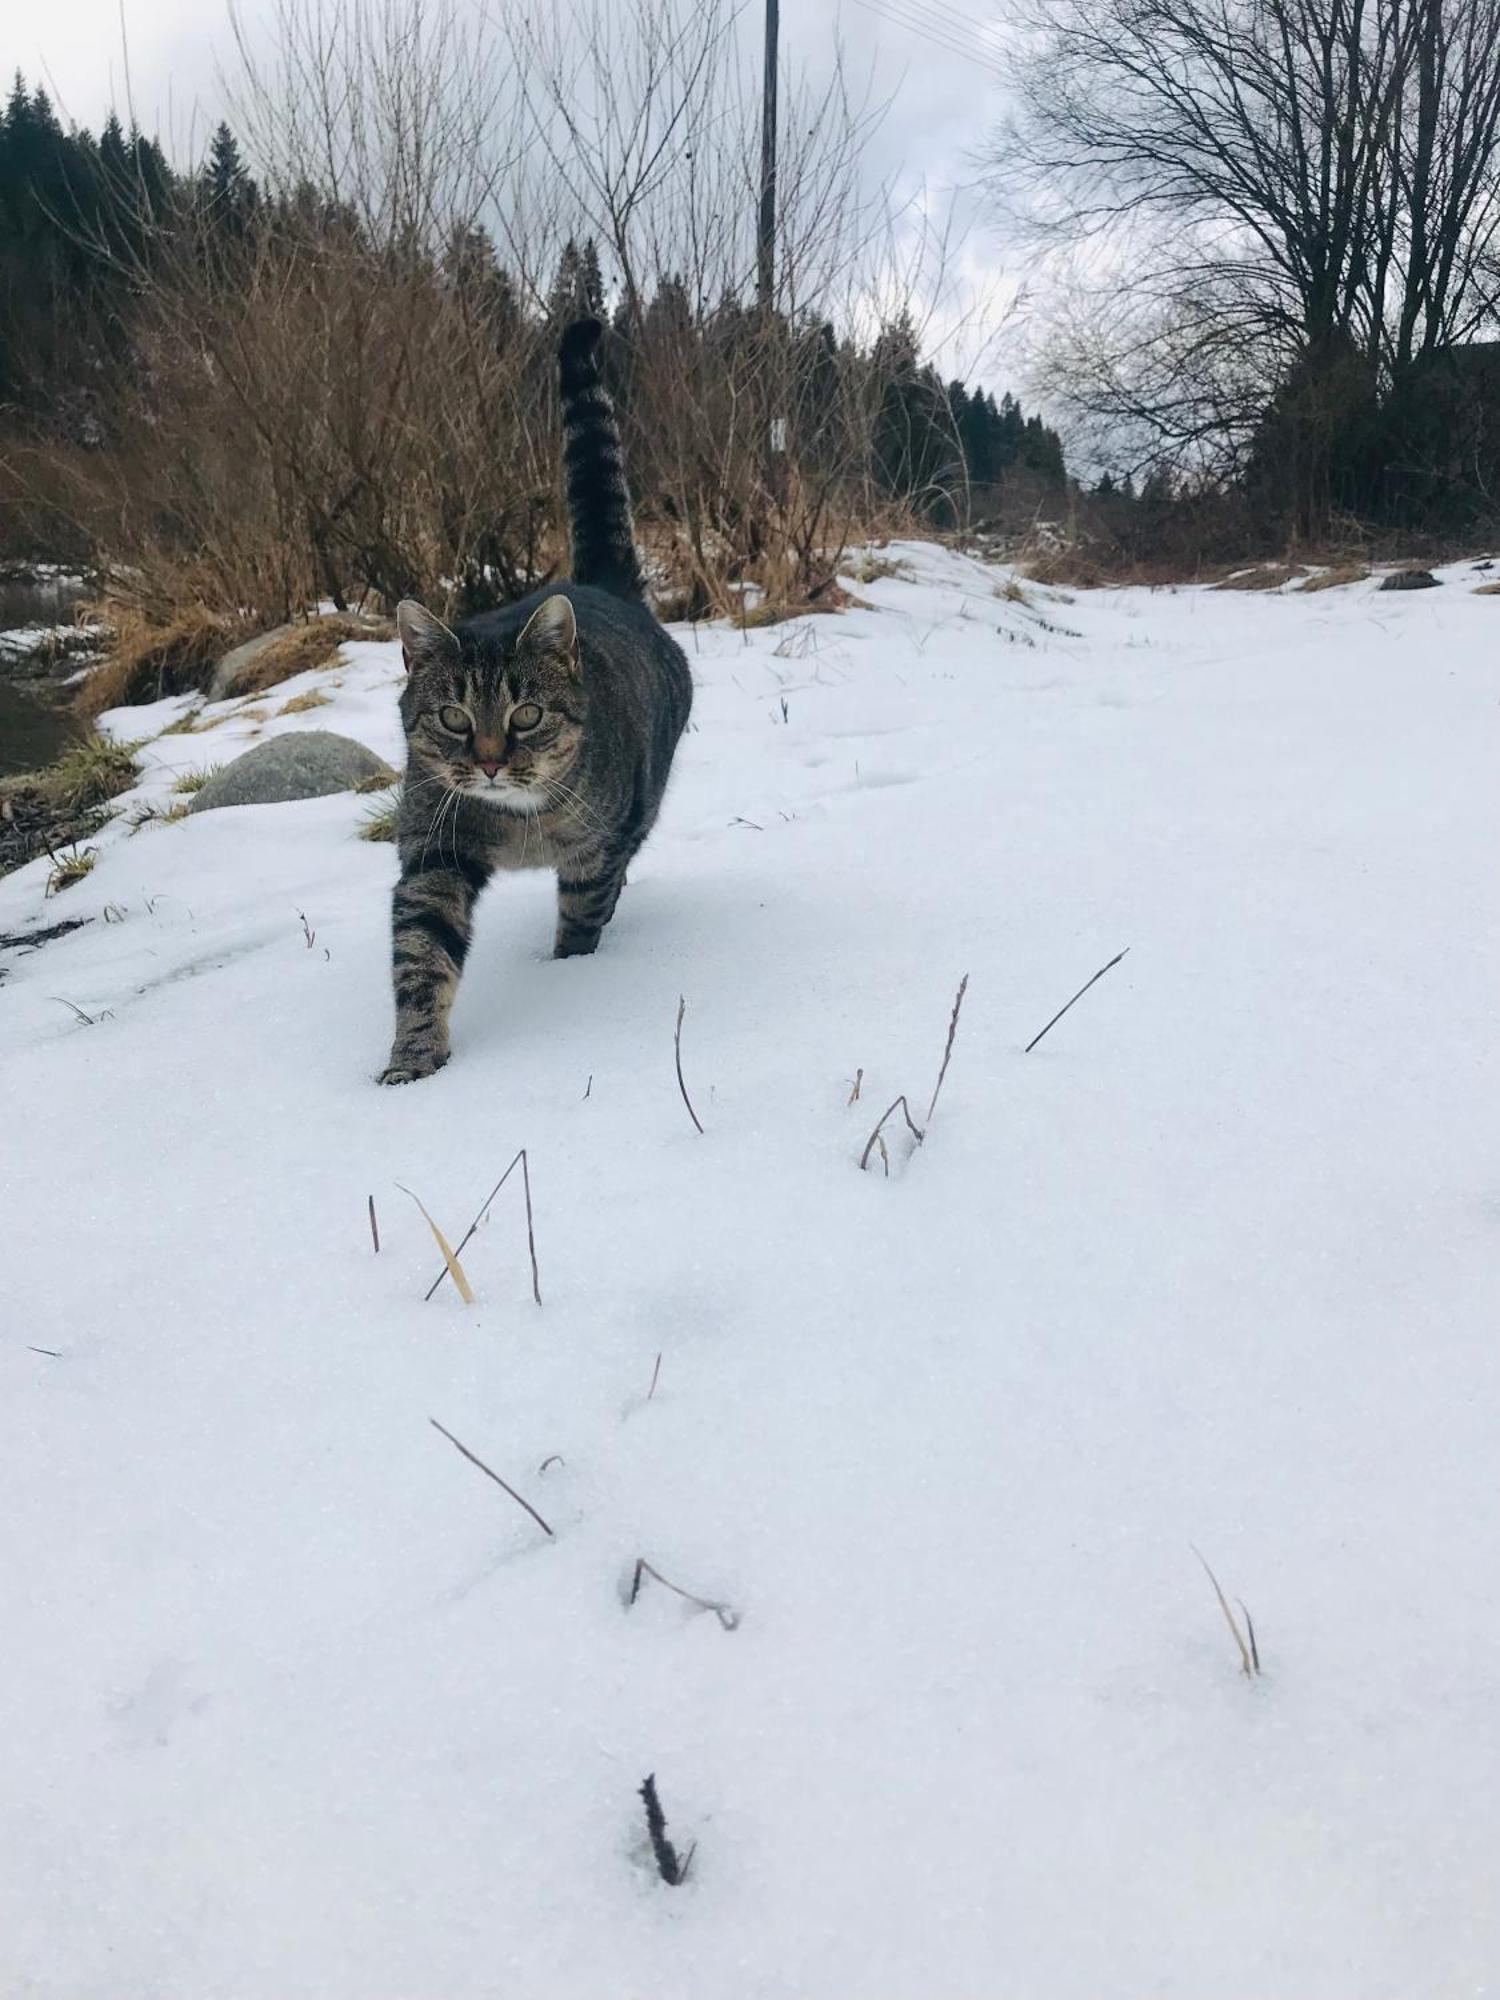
[478,759,501,780]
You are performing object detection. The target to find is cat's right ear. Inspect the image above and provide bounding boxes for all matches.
[396,599,458,672]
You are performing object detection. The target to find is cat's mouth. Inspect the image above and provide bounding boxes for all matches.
[462,773,545,811]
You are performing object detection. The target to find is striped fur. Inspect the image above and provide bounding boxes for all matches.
[558,316,645,602]
[378,321,692,1084]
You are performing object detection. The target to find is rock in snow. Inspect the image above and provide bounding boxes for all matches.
[188,730,395,812]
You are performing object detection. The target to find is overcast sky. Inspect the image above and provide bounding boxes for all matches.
[21,0,1022,386]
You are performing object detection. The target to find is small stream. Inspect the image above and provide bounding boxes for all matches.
[0,575,89,777]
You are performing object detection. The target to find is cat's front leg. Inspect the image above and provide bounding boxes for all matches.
[380,860,482,1083]
[554,857,627,958]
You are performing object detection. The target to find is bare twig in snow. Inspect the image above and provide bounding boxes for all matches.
[925,972,970,1122]
[367,1194,380,1254]
[674,995,705,1134]
[430,1418,554,1537]
[858,1094,924,1172]
[1192,1546,1258,1677]
[538,1454,565,1473]
[639,1773,694,1886]
[1024,949,1130,1054]
[424,1149,541,1305]
[399,1185,474,1304]
[629,1557,739,1630]
[847,1065,864,1104]
[648,1352,663,1400]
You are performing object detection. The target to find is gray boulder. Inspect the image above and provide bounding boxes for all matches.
[189,731,396,813]
[206,625,299,702]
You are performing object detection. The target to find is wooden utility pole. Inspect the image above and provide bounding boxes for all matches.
[756,0,779,313]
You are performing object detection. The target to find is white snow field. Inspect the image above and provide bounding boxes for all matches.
[2,545,1497,1999]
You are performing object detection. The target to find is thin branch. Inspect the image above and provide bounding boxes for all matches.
[1024,949,1130,1054]
[367,1193,380,1254]
[647,1352,663,1401]
[629,1557,739,1630]
[674,994,705,1134]
[430,1418,554,1538]
[925,972,970,1123]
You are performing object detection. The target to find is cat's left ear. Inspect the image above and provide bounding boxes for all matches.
[517,592,580,677]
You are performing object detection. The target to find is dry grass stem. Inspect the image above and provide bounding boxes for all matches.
[629,1558,740,1630]
[674,995,705,1134]
[424,1148,541,1305]
[638,1774,695,1886]
[399,1185,475,1305]
[925,972,970,1123]
[858,1094,925,1172]
[1192,1547,1259,1677]
[430,1419,554,1537]
[847,1066,863,1104]
[648,1352,663,1401]
[367,1194,380,1255]
[1024,949,1130,1054]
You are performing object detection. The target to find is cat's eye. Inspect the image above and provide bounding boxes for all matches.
[510,703,543,732]
[437,704,471,734]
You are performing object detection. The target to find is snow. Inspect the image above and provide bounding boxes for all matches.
[2,544,1498,1997]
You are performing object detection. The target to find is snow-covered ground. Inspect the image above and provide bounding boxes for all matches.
[2,545,1497,1998]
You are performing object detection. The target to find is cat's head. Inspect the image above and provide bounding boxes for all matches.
[395,593,586,813]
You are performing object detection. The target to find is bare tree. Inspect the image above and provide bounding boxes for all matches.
[992,0,1500,523]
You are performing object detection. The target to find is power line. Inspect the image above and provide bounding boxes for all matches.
[845,0,1012,81]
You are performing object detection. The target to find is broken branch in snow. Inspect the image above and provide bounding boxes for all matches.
[628,1558,739,1630]
[858,1094,924,1172]
[399,1184,474,1304]
[367,1194,380,1255]
[674,995,705,1134]
[423,1148,541,1305]
[639,1774,695,1886]
[430,1419,554,1538]
[926,972,970,1123]
[1192,1546,1259,1677]
[1024,948,1129,1054]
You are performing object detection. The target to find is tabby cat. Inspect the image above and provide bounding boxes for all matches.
[379,317,692,1084]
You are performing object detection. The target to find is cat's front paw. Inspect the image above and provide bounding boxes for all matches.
[378,1046,449,1085]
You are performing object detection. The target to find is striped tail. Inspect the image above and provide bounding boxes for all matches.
[558,317,645,603]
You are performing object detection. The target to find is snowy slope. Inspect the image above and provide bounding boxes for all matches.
[2,546,1497,1999]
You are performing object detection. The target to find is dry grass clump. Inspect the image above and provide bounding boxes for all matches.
[1298,562,1370,592]
[358,794,401,842]
[1215,562,1307,591]
[126,798,192,832]
[224,614,393,699]
[170,766,222,795]
[75,599,241,716]
[844,552,910,585]
[4,733,141,815]
[44,844,98,894]
[1473,580,1500,595]
[277,688,334,715]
